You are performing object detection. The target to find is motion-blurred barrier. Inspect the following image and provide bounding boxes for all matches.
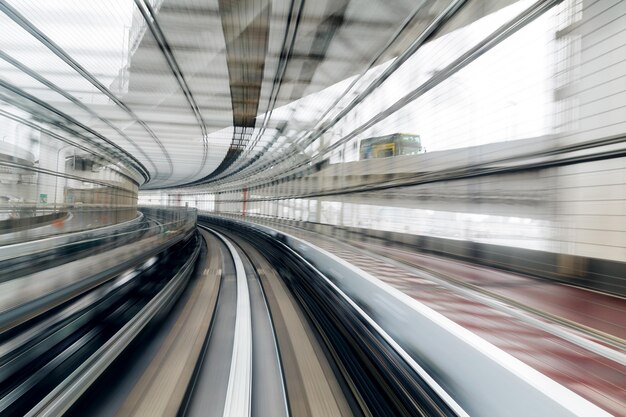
[0,207,197,330]
[0,206,199,415]
[27,234,201,417]
[0,206,142,247]
[0,210,144,263]
[0,209,67,233]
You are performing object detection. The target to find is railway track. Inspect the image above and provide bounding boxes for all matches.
[0,216,467,417]
[106,223,356,417]
[206,220,464,417]
[112,219,463,417]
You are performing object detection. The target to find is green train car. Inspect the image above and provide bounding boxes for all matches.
[359,133,423,160]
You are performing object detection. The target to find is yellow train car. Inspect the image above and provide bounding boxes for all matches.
[359,133,423,160]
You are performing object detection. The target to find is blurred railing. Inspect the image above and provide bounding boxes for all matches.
[0,206,140,246]
[0,205,200,415]
[0,209,67,233]
[139,206,197,235]
[0,207,196,266]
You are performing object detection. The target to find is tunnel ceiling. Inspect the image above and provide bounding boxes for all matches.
[0,0,486,189]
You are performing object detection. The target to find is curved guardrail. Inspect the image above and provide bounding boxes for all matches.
[0,211,144,262]
[23,232,201,417]
[0,224,194,333]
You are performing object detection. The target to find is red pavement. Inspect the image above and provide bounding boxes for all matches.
[356,242,626,343]
[268,223,626,416]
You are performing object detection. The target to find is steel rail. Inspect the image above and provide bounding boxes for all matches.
[295,245,467,417]
[203,227,253,417]
[221,230,291,417]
